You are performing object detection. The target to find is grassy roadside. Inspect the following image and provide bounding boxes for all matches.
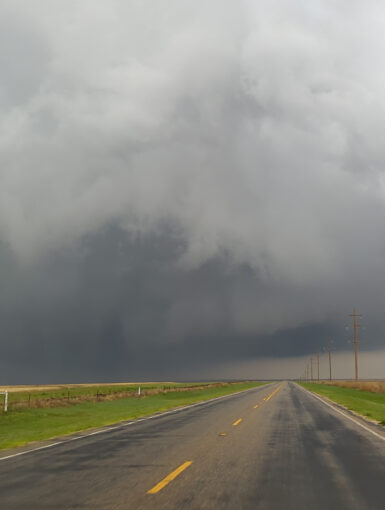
[299,382,385,425]
[0,381,264,450]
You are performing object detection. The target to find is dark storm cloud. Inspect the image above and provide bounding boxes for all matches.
[1,1,385,381]
[0,225,376,384]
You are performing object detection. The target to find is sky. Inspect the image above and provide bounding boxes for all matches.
[1,0,385,383]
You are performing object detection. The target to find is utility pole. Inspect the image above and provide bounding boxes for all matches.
[310,357,313,381]
[327,338,332,381]
[317,352,320,381]
[349,308,362,381]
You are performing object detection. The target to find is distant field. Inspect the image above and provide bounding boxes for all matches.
[0,382,223,409]
[300,382,385,425]
[320,380,385,394]
[0,381,264,450]
[0,381,189,393]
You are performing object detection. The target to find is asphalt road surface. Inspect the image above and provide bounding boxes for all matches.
[2,381,385,509]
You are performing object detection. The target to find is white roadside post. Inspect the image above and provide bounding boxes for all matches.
[0,391,8,412]
[138,386,141,396]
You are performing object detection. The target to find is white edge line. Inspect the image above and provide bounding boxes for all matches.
[297,383,385,443]
[0,383,274,462]
[0,442,63,461]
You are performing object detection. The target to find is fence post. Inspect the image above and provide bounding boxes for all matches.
[4,391,8,412]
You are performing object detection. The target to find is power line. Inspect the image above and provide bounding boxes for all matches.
[327,338,332,382]
[349,307,362,381]
[316,352,320,381]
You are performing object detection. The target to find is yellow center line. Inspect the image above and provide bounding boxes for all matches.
[265,385,282,402]
[261,384,282,404]
[147,461,193,494]
[232,418,242,426]
[219,432,227,436]
[254,404,259,408]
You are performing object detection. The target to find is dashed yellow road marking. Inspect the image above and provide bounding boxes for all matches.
[219,432,227,436]
[254,404,259,408]
[147,461,193,494]
[261,384,282,404]
[232,418,242,426]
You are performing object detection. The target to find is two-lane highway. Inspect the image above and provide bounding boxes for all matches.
[2,382,385,509]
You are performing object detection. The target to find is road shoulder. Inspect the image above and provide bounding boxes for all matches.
[297,383,385,442]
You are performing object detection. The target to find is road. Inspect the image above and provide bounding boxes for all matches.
[1,381,385,509]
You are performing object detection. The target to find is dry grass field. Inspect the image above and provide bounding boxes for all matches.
[323,380,385,394]
[0,382,235,409]
[0,382,171,393]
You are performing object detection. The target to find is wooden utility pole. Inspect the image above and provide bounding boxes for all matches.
[327,338,332,381]
[349,308,362,381]
[317,352,320,381]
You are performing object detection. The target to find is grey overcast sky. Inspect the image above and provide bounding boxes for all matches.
[1,0,385,383]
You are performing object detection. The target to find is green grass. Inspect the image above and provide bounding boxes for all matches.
[300,382,385,425]
[0,381,264,450]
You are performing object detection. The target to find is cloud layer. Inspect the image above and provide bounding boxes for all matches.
[1,1,385,381]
